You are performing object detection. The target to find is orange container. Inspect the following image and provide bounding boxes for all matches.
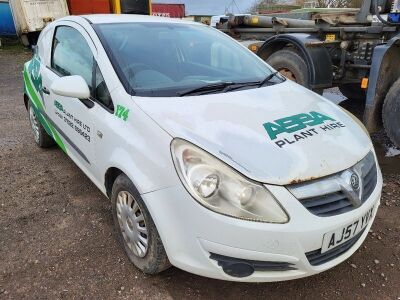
[67,0,111,15]
[152,3,185,18]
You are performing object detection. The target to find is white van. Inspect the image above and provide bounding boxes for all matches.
[211,15,227,27]
[23,14,382,282]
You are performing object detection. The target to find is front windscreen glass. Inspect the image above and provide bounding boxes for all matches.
[94,22,279,97]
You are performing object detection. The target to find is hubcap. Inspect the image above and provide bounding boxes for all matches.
[29,106,40,143]
[278,68,297,82]
[116,191,149,258]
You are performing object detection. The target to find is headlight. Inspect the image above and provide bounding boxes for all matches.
[171,139,289,223]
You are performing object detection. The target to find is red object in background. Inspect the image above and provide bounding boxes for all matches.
[152,3,185,18]
[67,0,111,15]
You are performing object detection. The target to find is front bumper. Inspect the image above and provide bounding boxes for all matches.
[142,169,382,282]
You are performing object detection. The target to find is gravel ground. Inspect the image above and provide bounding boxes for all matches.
[0,45,399,300]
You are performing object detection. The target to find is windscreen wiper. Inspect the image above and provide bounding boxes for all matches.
[221,80,262,92]
[177,73,283,97]
[221,73,283,93]
[177,82,234,97]
[258,71,282,87]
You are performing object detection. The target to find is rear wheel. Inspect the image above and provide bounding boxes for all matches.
[266,49,323,95]
[382,78,400,148]
[339,83,366,102]
[20,34,30,47]
[267,49,313,88]
[28,102,55,148]
[111,174,170,274]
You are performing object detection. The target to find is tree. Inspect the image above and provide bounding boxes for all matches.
[248,0,260,13]
[316,0,349,7]
[248,0,281,13]
[247,0,352,11]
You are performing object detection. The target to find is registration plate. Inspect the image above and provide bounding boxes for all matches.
[325,34,336,42]
[321,205,375,253]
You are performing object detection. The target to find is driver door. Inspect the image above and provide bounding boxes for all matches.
[42,23,98,178]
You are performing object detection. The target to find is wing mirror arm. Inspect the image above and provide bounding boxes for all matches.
[50,75,92,108]
[80,98,95,108]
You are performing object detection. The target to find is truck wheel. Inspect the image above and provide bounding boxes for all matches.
[20,34,30,47]
[266,49,309,87]
[28,102,55,148]
[27,32,40,46]
[339,83,366,102]
[383,78,400,148]
[111,174,170,274]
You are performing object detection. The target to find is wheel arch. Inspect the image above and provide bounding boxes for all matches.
[104,167,124,198]
[364,35,400,133]
[257,33,333,90]
[24,93,29,110]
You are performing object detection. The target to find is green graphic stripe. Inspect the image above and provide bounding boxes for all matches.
[23,69,54,137]
[23,66,67,153]
[30,103,53,138]
[23,68,43,110]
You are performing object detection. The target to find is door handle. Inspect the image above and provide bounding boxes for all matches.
[42,87,50,95]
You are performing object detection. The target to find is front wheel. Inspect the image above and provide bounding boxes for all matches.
[382,78,400,148]
[111,174,170,274]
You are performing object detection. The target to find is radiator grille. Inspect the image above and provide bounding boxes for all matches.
[288,152,377,217]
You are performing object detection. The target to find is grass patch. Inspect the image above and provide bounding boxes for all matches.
[0,38,30,53]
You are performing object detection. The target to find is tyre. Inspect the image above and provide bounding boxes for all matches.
[338,83,366,102]
[28,101,55,148]
[27,31,40,46]
[20,34,30,47]
[266,49,309,88]
[111,174,170,274]
[382,78,400,148]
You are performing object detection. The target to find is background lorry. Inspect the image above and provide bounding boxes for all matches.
[9,0,69,46]
[6,0,152,46]
[217,0,400,148]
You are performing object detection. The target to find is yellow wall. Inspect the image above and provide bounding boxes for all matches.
[110,0,121,14]
[110,0,152,14]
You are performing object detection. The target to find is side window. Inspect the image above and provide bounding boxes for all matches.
[51,26,93,91]
[51,26,114,112]
[93,62,114,111]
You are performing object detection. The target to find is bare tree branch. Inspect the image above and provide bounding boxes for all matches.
[248,0,352,11]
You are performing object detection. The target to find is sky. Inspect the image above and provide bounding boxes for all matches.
[154,0,256,15]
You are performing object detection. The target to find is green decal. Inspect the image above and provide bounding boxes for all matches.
[23,64,67,153]
[23,67,43,110]
[27,54,42,96]
[263,111,335,140]
[54,100,64,112]
[115,104,129,121]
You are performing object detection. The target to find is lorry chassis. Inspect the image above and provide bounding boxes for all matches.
[218,1,400,147]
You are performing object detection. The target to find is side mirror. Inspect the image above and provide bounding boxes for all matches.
[51,75,90,99]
